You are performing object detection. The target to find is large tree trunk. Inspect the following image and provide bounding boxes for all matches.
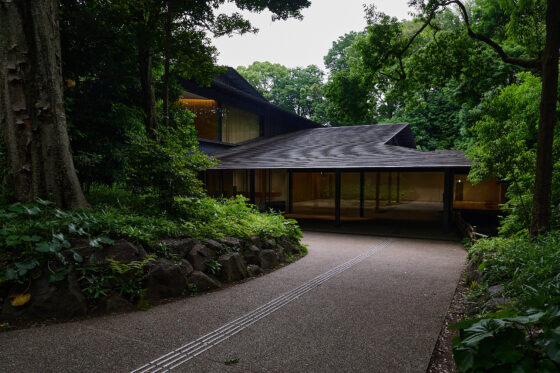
[530,0,560,236]
[138,41,157,134]
[0,0,89,209]
[163,2,171,127]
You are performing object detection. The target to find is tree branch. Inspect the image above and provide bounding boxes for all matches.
[449,0,540,70]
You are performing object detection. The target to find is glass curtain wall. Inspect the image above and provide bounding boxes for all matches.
[222,105,260,143]
[205,169,288,211]
[453,175,502,210]
[179,93,261,144]
[291,172,335,217]
[178,97,219,141]
[254,170,288,211]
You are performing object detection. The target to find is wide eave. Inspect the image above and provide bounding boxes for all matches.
[210,123,471,172]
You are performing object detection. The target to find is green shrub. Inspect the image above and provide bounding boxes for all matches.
[124,108,216,209]
[452,305,560,372]
[468,233,560,306]
[454,233,560,371]
[175,195,303,240]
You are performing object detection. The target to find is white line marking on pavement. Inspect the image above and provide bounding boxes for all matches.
[131,238,393,373]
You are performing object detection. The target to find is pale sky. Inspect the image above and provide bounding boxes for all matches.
[212,0,412,70]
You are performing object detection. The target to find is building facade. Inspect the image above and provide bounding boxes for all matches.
[180,68,503,232]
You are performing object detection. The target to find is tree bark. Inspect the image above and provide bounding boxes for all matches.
[138,41,157,134]
[0,0,89,209]
[163,1,171,127]
[530,0,560,236]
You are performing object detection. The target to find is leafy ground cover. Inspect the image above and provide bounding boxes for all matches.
[451,233,560,372]
[0,186,304,323]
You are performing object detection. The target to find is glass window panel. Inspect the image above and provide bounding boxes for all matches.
[205,170,221,197]
[341,173,360,217]
[292,172,335,217]
[362,172,444,219]
[179,96,219,141]
[454,175,502,210]
[232,170,250,198]
[254,169,287,211]
[222,105,260,143]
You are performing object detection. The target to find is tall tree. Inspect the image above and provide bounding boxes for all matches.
[237,62,327,122]
[362,0,558,236]
[0,0,88,208]
[111,0,311,134]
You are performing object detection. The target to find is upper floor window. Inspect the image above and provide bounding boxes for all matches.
[222,104,260,143]
[179,93,219,141]
[179,92,261,144]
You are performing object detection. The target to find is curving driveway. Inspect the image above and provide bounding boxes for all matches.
[0,232,465,373]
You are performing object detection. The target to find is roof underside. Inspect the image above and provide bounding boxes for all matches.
[210,124,471,170]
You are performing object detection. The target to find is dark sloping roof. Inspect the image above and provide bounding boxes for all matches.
[213,68,267,101]
[211,123,471,170]
[179,68,320,134]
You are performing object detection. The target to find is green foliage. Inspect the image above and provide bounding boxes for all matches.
[451,305,560,372]
[0,200,114,285]
[176,195,303,240]
[454,233,560,372]
[205,258,222,276]
[468,233,560,305]
[124,107,216,208]
[237,62,327,123]
[467,72,560,234]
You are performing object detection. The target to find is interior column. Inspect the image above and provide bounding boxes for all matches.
[335,170,341,226]
[360,171,365,218]
[443,170,454,233]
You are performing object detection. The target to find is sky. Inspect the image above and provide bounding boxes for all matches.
[212,0,412,70]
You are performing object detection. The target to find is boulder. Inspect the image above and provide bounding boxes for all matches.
[278,235,299,254]
[205,239,224,256]
[102,294,135,313]
[186,243,211,271]
[220,237,243,250]
[248,235,262,249]
[263,238,277,251]
[218,253,248,282]
[158,238,200,259]
[178,259,194,277]
[465,259,482,284]
[87,239,147,266]
[145,258,188,300]
[488,284,505,297]
[247,264,263,276]
[2,274,87,320]
[484,297,513,312]
[275,245,286,262]
[188,271,220,292]
[240,245,261,265]
[259,249,278,270]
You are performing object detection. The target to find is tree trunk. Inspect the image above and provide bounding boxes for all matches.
[138,41,157,134]
[0,0,89,209]
[163,2,171,127]
[530,0,560,236]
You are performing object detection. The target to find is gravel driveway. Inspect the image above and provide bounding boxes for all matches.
[0,232,465,373]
